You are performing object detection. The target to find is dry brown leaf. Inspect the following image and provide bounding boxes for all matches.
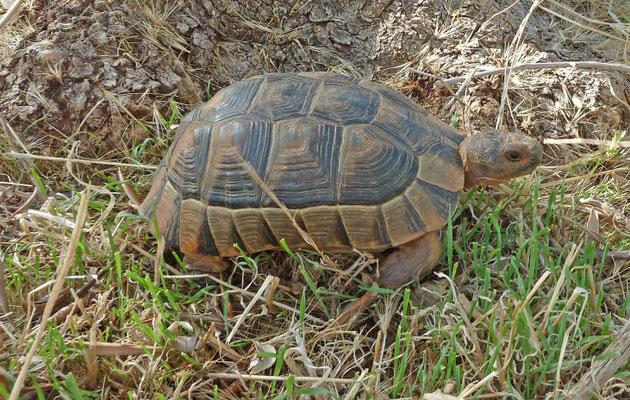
[248,342,276,374]
[585,206,600,247]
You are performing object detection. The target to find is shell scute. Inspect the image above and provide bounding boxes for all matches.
[166,122,212,199]
[338,125,418,205]
[200,116,273,208]
[250,74,320,121]
[201,77,263,123]
[263,118,342,208]
[381,196,426,246]
[311,80,380,125]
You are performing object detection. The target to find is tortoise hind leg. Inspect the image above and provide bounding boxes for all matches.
[377,231,442,288]
[330,231,442,326]
[184,253,231,273]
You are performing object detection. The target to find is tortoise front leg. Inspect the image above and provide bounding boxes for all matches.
[377,231,442,288]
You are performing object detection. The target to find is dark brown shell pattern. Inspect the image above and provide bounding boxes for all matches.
[139,72,465,258]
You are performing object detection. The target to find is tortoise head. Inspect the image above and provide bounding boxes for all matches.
[458,130,542,189]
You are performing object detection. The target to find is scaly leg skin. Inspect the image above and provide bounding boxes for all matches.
[331,231,442,326]
[183,253,231,273]
[377,231,442,289]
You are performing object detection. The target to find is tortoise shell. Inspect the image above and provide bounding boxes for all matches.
[139,72,466,257]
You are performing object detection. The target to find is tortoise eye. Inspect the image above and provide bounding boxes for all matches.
[507,151,522,162]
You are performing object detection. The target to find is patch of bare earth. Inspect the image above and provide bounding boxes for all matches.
[1,0,629,398]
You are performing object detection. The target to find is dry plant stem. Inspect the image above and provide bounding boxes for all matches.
[411,61,630,86]
[0,181,31,188]
[9,188,90,400]
[598,250,630,260]
[205,275,327,324]
[202,372,357,384]
[540,167,629,189]
[420,62,490,131]
[567,320,630,399]
[540,4,630,45]
[154,236,165,284]
[544,138,630,147]
[437,272,484,366]
[542,244,580,332]
[0,260,9,315]
[557,293,588,392]
[8,188,37,218]
[225,275,274,343]
[4,152,158,170]
[459,372,498,398]
[545,0,617,26]
[496,0,544,129]
[500,271,552,384]
[0,117,44,203]
[446,66,479,108]
[0,0,23,30]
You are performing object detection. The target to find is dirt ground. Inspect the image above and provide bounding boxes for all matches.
[1,0,628,165]
[1,0,630,399]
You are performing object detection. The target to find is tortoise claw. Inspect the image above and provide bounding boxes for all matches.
[329,289,379,327]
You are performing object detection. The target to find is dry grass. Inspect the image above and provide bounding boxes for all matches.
[1,0,630,399]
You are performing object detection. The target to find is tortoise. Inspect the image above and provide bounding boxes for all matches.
[139,72,542,288]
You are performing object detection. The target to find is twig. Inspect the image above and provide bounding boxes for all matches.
[411,61,630,86]
[234,152,344,277]
[3,151,157,170]
[9,188,90,400]
[446,66,479,108]
[0,181,31,188]
[409,69,438,80]
[539,167,629,189]
[419,62,490,131]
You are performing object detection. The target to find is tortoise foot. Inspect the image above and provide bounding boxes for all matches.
[377,231,442,288]
[183,254,231,273]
